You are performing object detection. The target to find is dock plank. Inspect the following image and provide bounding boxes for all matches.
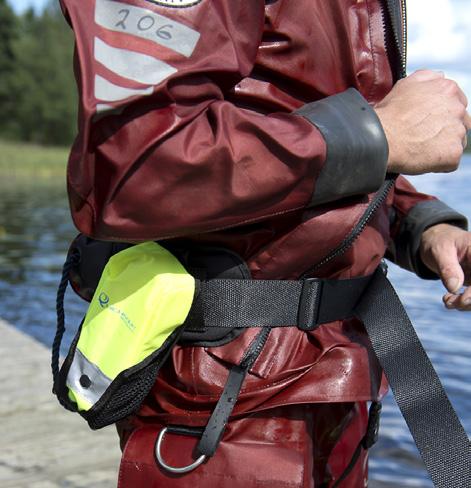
[0,319,121,488]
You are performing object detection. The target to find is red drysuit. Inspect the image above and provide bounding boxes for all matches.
[59,0,466,485]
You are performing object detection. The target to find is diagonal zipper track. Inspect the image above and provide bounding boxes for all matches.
[299,1,407,279]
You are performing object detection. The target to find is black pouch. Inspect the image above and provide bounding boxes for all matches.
[52,236,250,430]
[66,235,250,345]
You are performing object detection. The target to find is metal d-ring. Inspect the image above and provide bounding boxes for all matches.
[155,427,207,474]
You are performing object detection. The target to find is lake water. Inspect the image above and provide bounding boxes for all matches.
[0,157,470,487]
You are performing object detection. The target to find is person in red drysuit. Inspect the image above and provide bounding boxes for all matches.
[59,0,471,485]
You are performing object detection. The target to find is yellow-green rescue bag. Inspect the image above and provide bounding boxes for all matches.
[53,241,196,429]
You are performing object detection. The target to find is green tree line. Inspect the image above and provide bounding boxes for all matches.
[0,0,76,146]
[0,0,469,153]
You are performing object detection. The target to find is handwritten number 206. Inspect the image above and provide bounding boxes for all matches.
[116,9,174,41]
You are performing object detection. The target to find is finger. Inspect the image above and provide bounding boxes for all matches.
[457,304,471,312]
[433,242,465,293]
[443,293,458,309]
[464,113,471,130]
[454,84,469,108]
[460,286,471,306]
[410,69,445,81]
[463,131,468,150]
[448,287,471,311]
[443,285,471,309]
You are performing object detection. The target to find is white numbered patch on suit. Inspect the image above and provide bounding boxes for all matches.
[145,0,203,7]
[92,0,201,116]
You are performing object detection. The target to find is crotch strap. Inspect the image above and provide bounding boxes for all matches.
[155,328,270,473]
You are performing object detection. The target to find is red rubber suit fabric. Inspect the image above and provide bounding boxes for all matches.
[58,0,440,486]
[58,0,430,245]
[118,403,368,488]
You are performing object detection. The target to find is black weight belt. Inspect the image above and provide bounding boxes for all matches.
[172,267,471,488]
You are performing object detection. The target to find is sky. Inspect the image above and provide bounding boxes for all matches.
[7,0,471,100]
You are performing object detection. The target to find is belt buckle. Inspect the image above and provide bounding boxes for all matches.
[297,278,323,331]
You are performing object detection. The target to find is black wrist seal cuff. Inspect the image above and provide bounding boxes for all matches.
[394,199,468,279]
[295,88,389,206]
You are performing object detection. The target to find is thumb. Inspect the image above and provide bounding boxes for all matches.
[464,114,471,131]
[433,243,465,293]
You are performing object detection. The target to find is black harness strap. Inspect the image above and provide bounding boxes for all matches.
[196,328,271,457]
[354,269,471,488]
[186,274,372,331]
[332,401,382,488]
[181,268,471,487]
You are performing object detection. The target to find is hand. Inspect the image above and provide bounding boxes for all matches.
[419,223,471,310]
[375,69,471,175]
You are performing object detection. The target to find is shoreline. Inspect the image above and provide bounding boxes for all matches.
[0,140,68,178]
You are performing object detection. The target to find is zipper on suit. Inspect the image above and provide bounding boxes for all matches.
[299,1,406,279]
[400,0,407,76]
[383,0,408,79]
[299,177,396,279]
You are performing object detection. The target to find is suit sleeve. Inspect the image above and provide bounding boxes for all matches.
[387,176,468,278]
[61,0,389,241]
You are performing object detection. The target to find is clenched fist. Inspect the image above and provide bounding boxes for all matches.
[375,69,471,175]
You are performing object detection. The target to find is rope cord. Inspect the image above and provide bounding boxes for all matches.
[51,252,80,388]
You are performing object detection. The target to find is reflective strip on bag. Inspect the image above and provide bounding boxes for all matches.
[67,348,112,410]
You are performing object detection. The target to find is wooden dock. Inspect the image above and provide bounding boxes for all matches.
[0,318,121,488]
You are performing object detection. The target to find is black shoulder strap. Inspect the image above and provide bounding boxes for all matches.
[354,269,471,488]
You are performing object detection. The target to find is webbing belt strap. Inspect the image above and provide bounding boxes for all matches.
[354,269,471,488]
[180,268,471,488]
[185,274,373,331]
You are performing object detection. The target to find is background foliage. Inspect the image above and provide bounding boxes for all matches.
[0,0,76,146]
[0,0,469,152]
